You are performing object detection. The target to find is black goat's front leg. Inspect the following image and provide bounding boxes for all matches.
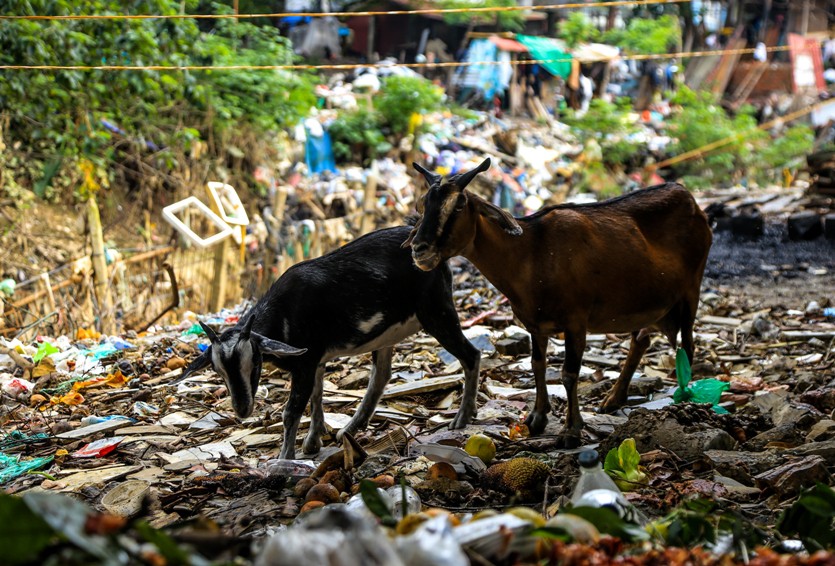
[556,329,586,448]
[601,329,650,413]
[302,364,327,455]
[524,333,551,435]
[337,347,393,442]
[418,299,481,429]
[279,366,317,460]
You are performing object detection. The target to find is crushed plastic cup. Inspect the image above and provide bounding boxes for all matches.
[386,484,421,520]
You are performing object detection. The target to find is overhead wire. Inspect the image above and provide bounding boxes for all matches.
[0,0,687,20]
[0,45,794,71]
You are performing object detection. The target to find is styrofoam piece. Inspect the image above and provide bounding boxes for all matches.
[207,182,249,226]
[162,196,233,248]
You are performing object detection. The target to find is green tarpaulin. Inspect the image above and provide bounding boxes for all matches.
[516,34,572,79]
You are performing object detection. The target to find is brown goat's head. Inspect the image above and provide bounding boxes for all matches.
[404,158,521,270]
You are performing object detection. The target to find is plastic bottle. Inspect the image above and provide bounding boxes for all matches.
[570,450,645,525]
[570,450,623,503]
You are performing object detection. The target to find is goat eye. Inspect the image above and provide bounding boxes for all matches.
[454,197,466,212]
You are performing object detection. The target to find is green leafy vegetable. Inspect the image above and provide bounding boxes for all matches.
[563,506,649,542]
[778,483,835,551]
[604,438,647,491]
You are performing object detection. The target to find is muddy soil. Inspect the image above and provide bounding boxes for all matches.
[704,222,834,308]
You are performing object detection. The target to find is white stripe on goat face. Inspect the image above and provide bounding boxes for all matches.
[436,190,461,238]
[236,338,254,397]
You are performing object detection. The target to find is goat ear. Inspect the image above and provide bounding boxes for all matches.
[401,219,422,249]
[239,315,255,342]
[413,162,441,186]
[183,346,212,378]
[474,198,523,236]
[199,321,219,343]
[453,158,491,189]
[253,333,307,357]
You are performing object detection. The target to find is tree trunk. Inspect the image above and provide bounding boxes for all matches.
[606,6,618,31]
[681,1,696,53]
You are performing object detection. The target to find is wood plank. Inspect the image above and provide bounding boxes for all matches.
[382,375,462,399]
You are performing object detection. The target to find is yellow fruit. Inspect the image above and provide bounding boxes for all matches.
[396,512,430,535]
[506,506,546,527]
[464,433,496,465]
[424,508,461,526]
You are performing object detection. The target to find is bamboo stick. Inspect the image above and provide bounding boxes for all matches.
[87,195,114,333]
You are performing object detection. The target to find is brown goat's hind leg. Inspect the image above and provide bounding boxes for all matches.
[524,333,552,435]
[601,329,651,413]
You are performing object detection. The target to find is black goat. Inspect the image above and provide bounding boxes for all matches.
[184,226,481,459]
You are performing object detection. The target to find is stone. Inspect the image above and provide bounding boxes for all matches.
[772,402,822,429]
[807,419,835,442]
[704,450,785,484]
[627,376,664,397]
[731,211,764,239]
[744,424,805,451]
[800,387,835,414]
[755,455,830,498]
[787,211,823,241]
[495,337,531,357]
[788,440,835,460]
[824,213,835,241]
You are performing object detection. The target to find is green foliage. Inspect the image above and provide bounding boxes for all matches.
[562,98,644,168]
[667,87,765,187]
[328,109,392,164]
[604,438,647,491]
[602,15,680,55]
[656,498,765,553]
[754,125,815,184]
[359,479,396,527]
[563,506,649,542]
[778,483,835,551]
[557,12,600,48]
[0,493,54,564]
[438,0,524,32]
[0,0,315,201]
[373,76,444,136]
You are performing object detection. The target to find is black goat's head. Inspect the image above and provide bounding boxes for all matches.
[183,316,306,418]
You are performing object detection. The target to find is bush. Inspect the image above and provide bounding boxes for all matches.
[328,109,392,164]
[666,87,764,186]
[373,76,444,136]
[754,125,815,184]
[557,12,600,48]
[602,15,680,55]
[562,98,644,169]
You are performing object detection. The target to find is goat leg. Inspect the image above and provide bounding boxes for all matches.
[302,364,327,455]
[280,368,316,460]
[337,347,394,442]
[601,329,651,414]
[554,330,586,448]
[524,333,551,435]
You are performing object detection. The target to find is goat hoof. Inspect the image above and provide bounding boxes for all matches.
[554,430,581,449]
[302,435,322,455]
[599,393,627,414]
[524,411,549,436]
[449,407,477,430]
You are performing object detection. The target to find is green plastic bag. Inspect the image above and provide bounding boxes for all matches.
[672,349,729,414]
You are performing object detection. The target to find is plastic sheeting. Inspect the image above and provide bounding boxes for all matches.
[516,35,572,79]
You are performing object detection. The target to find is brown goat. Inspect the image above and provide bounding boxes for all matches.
[405,158,713,447]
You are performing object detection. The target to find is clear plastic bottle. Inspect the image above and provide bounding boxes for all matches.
[570,450,645,525]
[570,449,623,503]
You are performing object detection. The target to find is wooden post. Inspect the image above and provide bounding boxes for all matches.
[367,16,376,62]
[360,166,378,235]
[87,195,114,334]
[801,0,810,36]
[209,237,230,312]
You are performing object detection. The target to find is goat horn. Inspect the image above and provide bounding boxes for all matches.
[240,315,255,341]
[453,158,492,189]
[199,321,219,343]
[412,162,441,185]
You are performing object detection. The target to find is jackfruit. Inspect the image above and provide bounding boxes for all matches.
[482,457,550,500]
